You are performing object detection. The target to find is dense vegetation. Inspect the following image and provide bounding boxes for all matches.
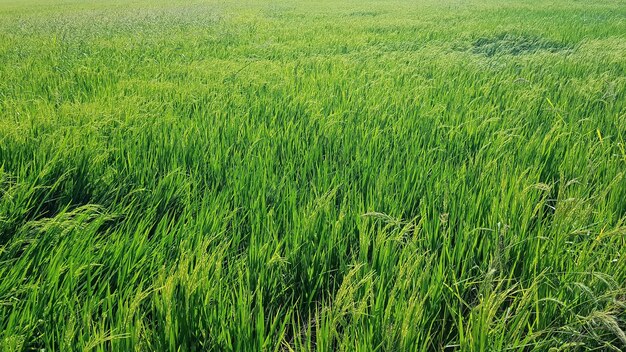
[1,0,625,350]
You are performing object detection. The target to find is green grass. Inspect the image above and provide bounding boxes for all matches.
[1,0,626,350]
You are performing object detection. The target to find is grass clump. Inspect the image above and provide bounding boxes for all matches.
[471,32,572,57]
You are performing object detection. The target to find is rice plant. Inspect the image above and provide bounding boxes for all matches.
[0,0,625,350]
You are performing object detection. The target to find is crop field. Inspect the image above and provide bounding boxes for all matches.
[1,0,626,350]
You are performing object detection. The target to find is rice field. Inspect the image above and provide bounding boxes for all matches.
[1,0,626,350]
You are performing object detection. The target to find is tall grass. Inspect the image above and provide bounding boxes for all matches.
[1,0,625,350]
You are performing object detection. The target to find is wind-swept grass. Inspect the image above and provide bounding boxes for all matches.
[1,0,625,351]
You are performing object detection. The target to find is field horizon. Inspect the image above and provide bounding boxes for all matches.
[1,0,625,351]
